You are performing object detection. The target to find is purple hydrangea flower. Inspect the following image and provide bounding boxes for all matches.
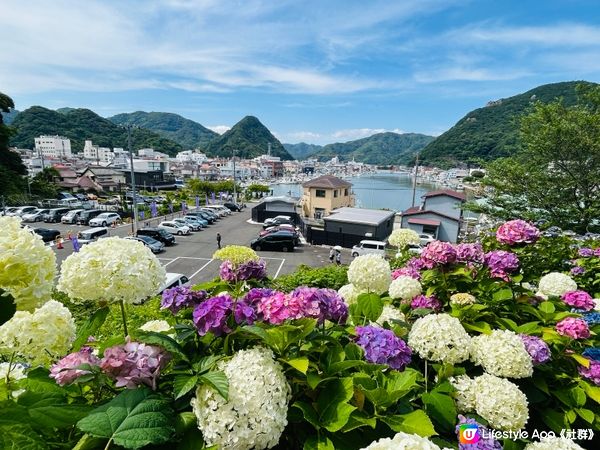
[100,340,171,390]
[578,248,594,257]
[571,266,586,276]
[192,294,233,336]
[579,360,600,385]
[355,326,412,370]
[519,334,551,365]
[161,286,207,314]
[219,259,267,282]
[243,287,274,305]
[456,415,503,450]
[288,287,349,324]
[392,267,421,280]
[496,220,540,245]
[233,300,257,325]
[583,312,600,325]
[420,241,457,269]
[583,347,600,361]
[455,243,485,264]
[484,250,519,281]
[410,294,442,311]
[562,291,595,311]
[595,248,600,257]
[50,347,101,386]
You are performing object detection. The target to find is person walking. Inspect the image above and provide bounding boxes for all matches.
[217,232,222,249]
[329,247,335,263]
[335,249,342,265]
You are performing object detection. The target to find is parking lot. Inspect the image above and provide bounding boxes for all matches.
[39,207,337,283]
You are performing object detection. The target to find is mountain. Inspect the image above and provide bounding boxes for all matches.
[420,81,598,167]
[308,132,435,165]
[283,142,323,160]
[9,107,183,155]
[109,111,218,149]
[204,116,293,160]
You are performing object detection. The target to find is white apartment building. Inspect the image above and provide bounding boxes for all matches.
[34,135,72,159]
[176,150,208,164]
[83,140,114,163]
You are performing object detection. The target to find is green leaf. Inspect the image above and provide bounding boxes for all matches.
[463,321,492,334]
[72,434,107,450]
[282,357,310,374]
[304,435,335,450]
[72,306,109,352]
[492,288,513,302]
[422,391,457,432]
[516,322,541,334]
[539,301,555,314]
[340,411,377,432]
[131,330,188,361]
[356,293,384,322]
[570,353,591,368]
[576,408,595,424]
[317,378,355,432]
[381,410,437,437]
[581,382,600,404]
[77,387,175,449]
[0,424,46,450]
[293,401,321,429]
[173,375,199,400]
[570,386,587,407]
[326,360,365,375]
[198,371,229,400]
[193,355,222,373]
[17,392,91,429]
[344,343,363,360]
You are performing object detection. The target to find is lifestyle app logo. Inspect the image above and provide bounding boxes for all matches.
[459,424,480,444]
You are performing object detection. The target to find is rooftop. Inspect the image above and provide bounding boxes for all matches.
[422,189,466,201]
[302,174,352,189]
[324,207,395,226]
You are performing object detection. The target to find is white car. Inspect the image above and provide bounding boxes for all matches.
[13,206,38,217]
[22,208,50,222]
[264,215,292,226]
[351,240,387,258]
[174,217,201,231]
[419,234,436,246]
[89,212,121,227]
[159,221,190,235]
[61,209,85,224]
[204,205,230,217]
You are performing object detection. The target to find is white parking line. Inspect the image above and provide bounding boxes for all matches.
[188,259,215,281]
[273,258,286,279]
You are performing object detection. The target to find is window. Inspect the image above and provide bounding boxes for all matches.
[344,188,348,196]
[334,190,338,198]
[422,225,438,236]
[315,189,326,198]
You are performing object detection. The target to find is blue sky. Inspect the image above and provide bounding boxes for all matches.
[1,0,600,144]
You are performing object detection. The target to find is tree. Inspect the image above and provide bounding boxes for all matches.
[0,92,27,199]
[29,167,60,199]
[473,84,600,233]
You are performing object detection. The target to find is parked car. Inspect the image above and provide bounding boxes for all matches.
[251,231,296,252]
[78,209,103,225]
[263,216,294,229]
[351,240,387,258]
[137,228,176,246]
[260,225,300,245]
[21,209,50,222]
[61,209,85,224]
[223,202,242,212]
[33,228,61,242]
[44,208,70,223]
[158,273,190,294]
[78,227,109,245]
[204,205,231,217]
[89,212,121,227]
[1,207,19,216]
[158,221,190,235]
[419,233,436,246]
[199,208,220,221]
[125,235,165,254]
[184,213,209,227]
[174,217,201,231]
[13,206,38,217]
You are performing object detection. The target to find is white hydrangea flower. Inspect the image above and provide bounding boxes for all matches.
[192,347,290,450]
[388,229,420,249]
[0,300,76,366]
[57,237,166,305]
[347,254,392,294]
[338,283,364,305]
[359,432,451,450]
[388,276,422,301]
[408,314,471,364]
[0,216,56,311]
[0,361,27,398]
[593,298,600,311]
[374,304,406,327]
[450,375,477,412]
[471,329,533,378]
[524,437,584,450]
[472,374,529,431]
[537,272,577,298]
[450,293,477,306]
[139,320,171,333]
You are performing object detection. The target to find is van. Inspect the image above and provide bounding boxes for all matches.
[78,227,109,245]
[158,272,190,293]
[351,240,387,258]
[61,209,85,224]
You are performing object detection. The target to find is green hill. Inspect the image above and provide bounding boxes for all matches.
[204,116,293,160]
[309,132,434,164]
[109,111,217,149]
[9,107,183,155]
[283,142,323,159]
[420,81,598,167]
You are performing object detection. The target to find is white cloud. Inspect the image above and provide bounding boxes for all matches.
[414,67,530,83]
[280,127,406,144]
[207,125,231,135]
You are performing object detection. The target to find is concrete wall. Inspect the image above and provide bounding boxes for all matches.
[401,212,460,243]
[423,196,462,220]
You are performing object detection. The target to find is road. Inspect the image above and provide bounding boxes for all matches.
[38,208,340,284]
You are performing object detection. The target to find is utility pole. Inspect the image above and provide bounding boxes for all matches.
[127,125,138,235]
[232,148,237,203]
[411,152,420,208]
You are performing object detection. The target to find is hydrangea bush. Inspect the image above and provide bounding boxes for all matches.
[0,222,598,449]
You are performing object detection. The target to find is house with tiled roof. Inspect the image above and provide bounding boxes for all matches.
[301,175,355,219]
[400,189,466,243]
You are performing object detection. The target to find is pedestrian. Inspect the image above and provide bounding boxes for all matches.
[335,250,341,265]
[329,247,335,263]
[217,232,222,249]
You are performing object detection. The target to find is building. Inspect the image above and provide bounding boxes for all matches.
[34,135,72,159]
[400,189,466,243]
[176,150,208,164]
[82,140,113,164]
[301,175,354,219]
[324,207,395,241]
[251,196,299,223]
[78,166,126,192]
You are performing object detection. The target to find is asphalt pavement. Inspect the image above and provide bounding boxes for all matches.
[40,207,339,283]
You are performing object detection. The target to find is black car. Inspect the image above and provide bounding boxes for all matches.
[33,228,61,242]
[251,231,295,252]
[78,209,103,225]
[44,208,70,223]
[187,211,215,224]
[223,202,242,212]
[137,227,176,246]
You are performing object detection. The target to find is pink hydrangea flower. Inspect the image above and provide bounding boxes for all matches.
[257,291,302,324]
[484,250,519,281]
[420,241,457,268]
[556,317,591,340]
[49,347,101,386]
[496,220,540,245]
[392,267,421,280]
[455,243,485,264]
[579,360,600,385]
[562,291,596,311]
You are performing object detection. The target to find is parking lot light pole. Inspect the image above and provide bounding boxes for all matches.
[233,148,237,203]
[128,125,138,235]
